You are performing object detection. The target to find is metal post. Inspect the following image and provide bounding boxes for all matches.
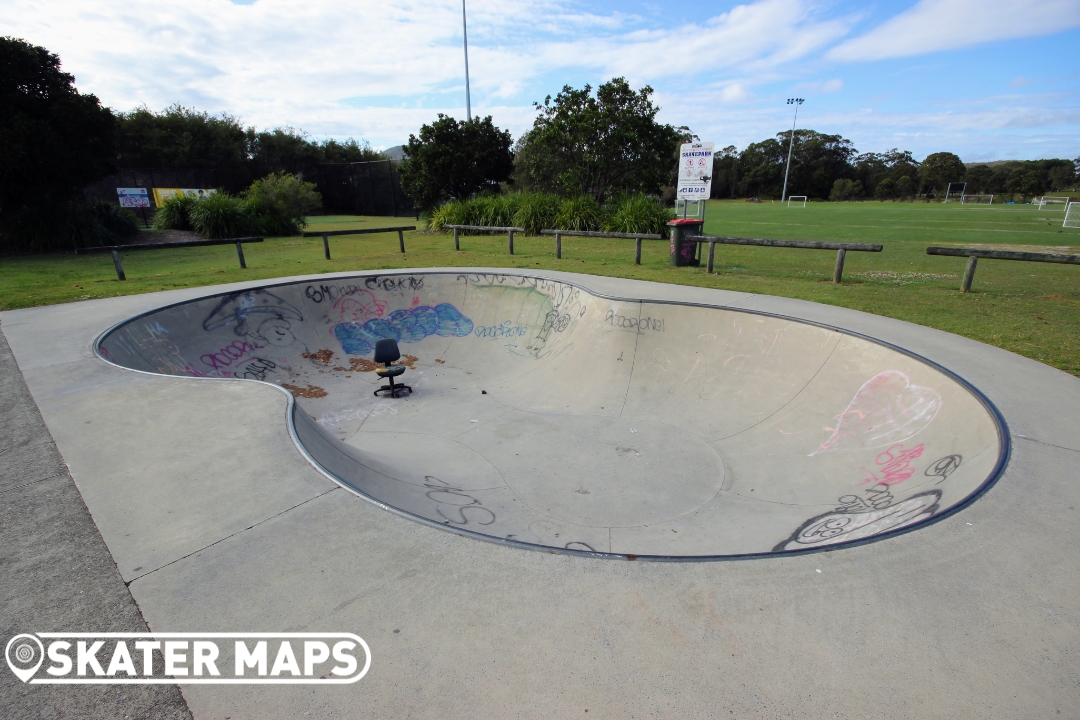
[508,230,515,255]
[322,234,331,260]
[635,238,642,265]
[454,228,460,250]
[833,248,846,284]
[462,0,472,121]
[962,256,978,292]
[236,242,247,269]
[398,229,405,253]
[707,241,716,274]
[110,251,126,281]
[556,233,562,259]
[781,98,803,204]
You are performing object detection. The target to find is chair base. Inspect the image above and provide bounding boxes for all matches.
[374,381,412,398]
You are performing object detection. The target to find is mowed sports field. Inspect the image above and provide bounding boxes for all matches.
[2,199,1078,375]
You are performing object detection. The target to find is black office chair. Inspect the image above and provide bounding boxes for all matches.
[373,338,412,398]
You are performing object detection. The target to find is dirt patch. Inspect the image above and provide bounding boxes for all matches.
[346,357,378,372]
[303,349,335,365]
[435,358,445,364]
[281,383,328,399]
[400,354,419,368]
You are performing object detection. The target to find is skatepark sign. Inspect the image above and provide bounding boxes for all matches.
[5,632,370,685]
[676,142,714,200]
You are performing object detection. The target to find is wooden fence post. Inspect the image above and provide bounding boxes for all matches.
[508,230,515,255]
[707,241,716,274]
[635,238,642,265]
[398,230,405,253]
[962,256,978,292]
[110,250,126,281]
[556,233,562,259]
[322,234,331,260]
[833,248,846,284]
[454,228,460,251]
[235,242,246,269]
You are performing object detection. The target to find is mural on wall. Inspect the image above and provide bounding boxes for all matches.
[331,304,474,356]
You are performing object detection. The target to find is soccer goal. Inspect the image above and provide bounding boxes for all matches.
[787,195,807,207]
[961,194,993,204]
[1065,202,1080,228]
[1040,196,1071,210]
[943,182,966,202]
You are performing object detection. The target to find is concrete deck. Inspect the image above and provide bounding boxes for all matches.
[2,268,1078,718]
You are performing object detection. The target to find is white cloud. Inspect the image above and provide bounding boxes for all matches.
[829,0,1080,61]
[822,78,843,92]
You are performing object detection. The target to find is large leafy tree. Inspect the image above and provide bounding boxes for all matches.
[398,114,514,209]
[516,78,682,201]
[919,152,966,196]
[0,37,116,225]
[736,130,856,199]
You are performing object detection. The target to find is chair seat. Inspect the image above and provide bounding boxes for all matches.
[376,365,406,378]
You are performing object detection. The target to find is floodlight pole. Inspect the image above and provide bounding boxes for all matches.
[462,0,472,121]
[781,98,804,204]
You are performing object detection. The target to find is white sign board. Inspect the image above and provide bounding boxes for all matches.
[116,188,150,208]
[676,142,715,201]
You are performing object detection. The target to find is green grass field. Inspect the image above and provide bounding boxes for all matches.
[2,201,1079,375]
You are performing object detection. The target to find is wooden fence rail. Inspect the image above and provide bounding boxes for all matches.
[76,237,264,280]
[687,235,883,282]
[301,226,416,258]
[539,229,663,264]
[926,246,1080,292]
[443,225,526,255]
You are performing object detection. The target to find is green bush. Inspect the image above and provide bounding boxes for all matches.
[427,200,467,231]
[0,201,141,253]
[829,179,864,202]
[152,194,196,231]
[603,194,671,235]
[554,195,601,231]
[512,192,560,234]
[188,192,249,239]
[240,172,321,237]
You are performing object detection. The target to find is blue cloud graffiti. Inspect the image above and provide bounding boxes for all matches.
[332,304,474,355]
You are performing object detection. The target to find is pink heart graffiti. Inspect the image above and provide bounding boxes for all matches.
[811,370,941,456]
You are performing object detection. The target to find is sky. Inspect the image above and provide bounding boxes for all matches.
[7,0,1080,161]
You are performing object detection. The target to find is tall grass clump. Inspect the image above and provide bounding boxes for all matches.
[512,192,560,234]
[427,200,468,231]
[152,193,197,231]
[553,195,601,231]
[603,194,672,235]
[188,193,249,239]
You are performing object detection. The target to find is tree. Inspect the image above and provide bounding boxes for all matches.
[874,178,896,200]
[919,152,966,196]
[0,37,116,228]
[398,114,514,209]
[738,130,856,199]
[516,78,682,201]
[116,104,247,170]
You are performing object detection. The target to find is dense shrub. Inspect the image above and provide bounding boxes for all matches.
[829,178,864,202]
[241,172,321,236]
[1,201,139,253]
[427,191,670,236]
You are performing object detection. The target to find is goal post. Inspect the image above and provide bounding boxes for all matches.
[787,195,807,207]
[1041,196,1071,210]
[961,194,993,204]
[1065,202,1080,228]
[943,182,966,202]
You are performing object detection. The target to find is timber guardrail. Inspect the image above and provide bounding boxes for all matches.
[687,235,883,282]
[301,226,416,258]
[443,225,526,254]
[927,246,1080,292]
[76,237,264,280]
[539,229,663,264]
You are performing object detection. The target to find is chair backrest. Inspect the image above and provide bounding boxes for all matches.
[373,338,401,364]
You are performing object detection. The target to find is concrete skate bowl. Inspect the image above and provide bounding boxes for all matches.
[96,272,1008,560]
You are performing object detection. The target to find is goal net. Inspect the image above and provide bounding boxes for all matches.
[943,182,966,202]
[961,194,993,204]
[1040,196,1071,210]
[1065,202,1080,228]
[787,196,807,207]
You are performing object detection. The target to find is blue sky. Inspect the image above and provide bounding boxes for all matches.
[7,0,1079,161]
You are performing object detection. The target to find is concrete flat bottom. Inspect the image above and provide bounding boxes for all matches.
[1,268,1078,718]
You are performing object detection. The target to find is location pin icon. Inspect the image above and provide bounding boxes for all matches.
[6,634,44,683]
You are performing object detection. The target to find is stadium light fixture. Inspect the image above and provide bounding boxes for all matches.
[781,98,805,204]
[462,0,472,121]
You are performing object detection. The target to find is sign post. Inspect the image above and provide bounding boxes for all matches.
[671,143,714,266]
